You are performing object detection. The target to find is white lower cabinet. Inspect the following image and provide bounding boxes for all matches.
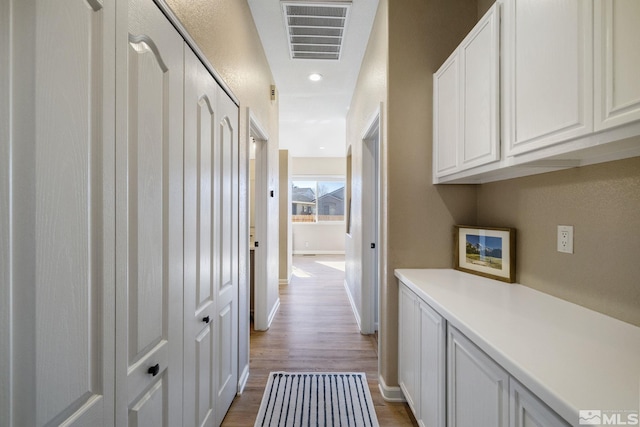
[398,283,446,427]
[447,326,509,427]
[398,282,569,427]
[510,379,570,427]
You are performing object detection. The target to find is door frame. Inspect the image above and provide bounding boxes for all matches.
[247,110,271,332]
[361,108,381,335]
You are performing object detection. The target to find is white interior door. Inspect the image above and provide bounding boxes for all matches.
[183,47,218,427]
[362,114,380,334]
[6,0,115,425]
[252,127,270,332]
[215,90,240,425]
[115,0,184,424]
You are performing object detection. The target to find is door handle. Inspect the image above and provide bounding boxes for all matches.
[371,243,376,249]
[148,364,160,377]
[202,316,210,324]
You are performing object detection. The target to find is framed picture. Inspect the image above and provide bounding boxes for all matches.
[454,225,516,283]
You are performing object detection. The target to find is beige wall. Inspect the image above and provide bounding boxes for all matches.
[291,157,346,176]
[165,0,278,388]
[478,157,640,326]
[279,150,292,284]
[345,0,388,347]
[381,0,479,387]
[347,0,480,389]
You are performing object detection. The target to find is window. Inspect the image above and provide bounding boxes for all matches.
[291,180,345,223]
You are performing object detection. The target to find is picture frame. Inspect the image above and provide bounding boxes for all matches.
[454,225,516,283]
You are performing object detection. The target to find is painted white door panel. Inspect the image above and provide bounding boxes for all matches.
[460,3,500,170]
[184,46,218,427]
[419,301,446,427]
[6,0,115,425]
[509,378,570,427]
[398,284,419,416]
[116,0,184,425]
[434,53,460,177]
[215,89,240,425]
[504,0,593,156]
[448,326,509,427]
[594,0,640,130]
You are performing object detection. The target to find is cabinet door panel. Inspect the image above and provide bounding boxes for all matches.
[419,302,446,427]
[433,54,460,178]
[509,378,570,427]
[448,326,509,427]
[504,0,593,156]
[116,0,183,425]
[595,0,640,130]
[460,3,500,170]
[398,285,419,415]
[184,47,218,427]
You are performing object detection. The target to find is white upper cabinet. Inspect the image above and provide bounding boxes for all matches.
[433,52,460,178]
[434,0,640,184]
[433,3,500,181]
[502,0,594,157]
[594,0,640,130]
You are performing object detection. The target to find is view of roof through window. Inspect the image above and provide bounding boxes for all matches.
[291,180,345,223]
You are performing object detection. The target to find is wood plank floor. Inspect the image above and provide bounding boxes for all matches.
[221,254,417,426]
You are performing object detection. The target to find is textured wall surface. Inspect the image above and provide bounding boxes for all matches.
[478,157,640,326]
[165,0,279,384]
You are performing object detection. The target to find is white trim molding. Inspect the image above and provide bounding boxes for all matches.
[343,280,362,332]
[378,374,406,402]
[237,364,250,395]
[293,250,345,256]
[266,297,281,330]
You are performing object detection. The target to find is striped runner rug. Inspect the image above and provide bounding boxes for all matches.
[254,372,379,427]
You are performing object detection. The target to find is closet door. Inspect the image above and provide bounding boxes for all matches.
[115,0,184,425]
[6,0,115,425]
[215,88,240,425]
[184,47,218,427]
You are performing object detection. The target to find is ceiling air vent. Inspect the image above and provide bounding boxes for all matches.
[282,1,351,60]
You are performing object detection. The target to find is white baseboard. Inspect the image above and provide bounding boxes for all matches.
[292,250,345,255]
[343,280,362,332]
[378,374,406,402]
[266,297,280,329]
[237,364,249,395]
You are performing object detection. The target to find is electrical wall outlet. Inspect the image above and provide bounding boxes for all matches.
[557,225,574,254]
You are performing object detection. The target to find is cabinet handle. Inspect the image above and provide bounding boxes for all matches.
[202,316,210,324]
[148,364,160,377]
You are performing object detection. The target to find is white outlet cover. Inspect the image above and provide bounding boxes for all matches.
[557,225,574,254]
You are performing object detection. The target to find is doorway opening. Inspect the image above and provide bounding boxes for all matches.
[249,112,271,332]
[361,110,381,336]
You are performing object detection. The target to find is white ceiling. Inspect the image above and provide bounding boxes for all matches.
[248,0,379,158]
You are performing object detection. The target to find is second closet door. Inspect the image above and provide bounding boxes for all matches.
[183,47,219,427]
[115,0,184,424]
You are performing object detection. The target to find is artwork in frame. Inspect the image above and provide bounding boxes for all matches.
[454,225,516,283]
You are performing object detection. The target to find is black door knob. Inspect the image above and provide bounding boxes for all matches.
[202,316,210,324]
[148,364,160,377]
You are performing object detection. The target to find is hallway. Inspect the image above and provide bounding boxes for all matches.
[221,255,416,426]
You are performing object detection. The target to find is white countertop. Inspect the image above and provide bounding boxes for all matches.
[395,268,640,426]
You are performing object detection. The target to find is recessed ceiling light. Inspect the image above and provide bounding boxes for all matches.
[308,73,323,82]
[319,146,325,150]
